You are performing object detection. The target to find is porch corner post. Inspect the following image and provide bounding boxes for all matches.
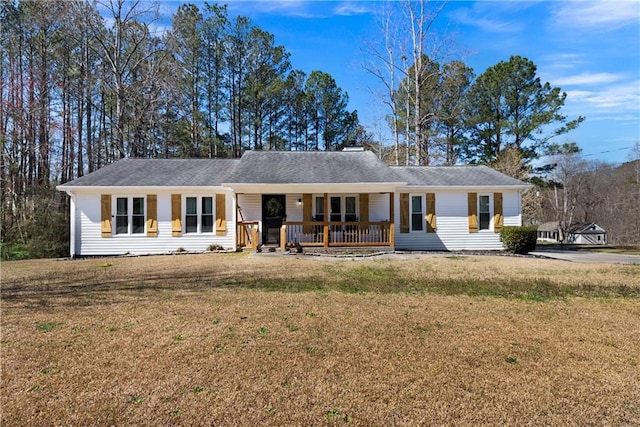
[323,193,329,249]
[280,223,287,252]
[389,192,395,248]
[252,224,259,250]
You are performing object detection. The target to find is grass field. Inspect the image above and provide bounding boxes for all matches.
[2,253,639,425]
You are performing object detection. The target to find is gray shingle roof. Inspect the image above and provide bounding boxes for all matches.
[391,165,528,187]
[223,151,405,184]
[59,152,528,188]
[60,158,240,187]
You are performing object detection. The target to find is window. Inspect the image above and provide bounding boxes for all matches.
[411,195,423,231]
[186,197,198,233]
[116,198,128,234]
[115,197,145,235]
[479,195,490,231]
[345,196,357,222]
[324,195,358,222]
[185,196,214,234]
[202,197,213,232]
[330,197,341,222]
[132,198,145,234]
[315,196,324,221]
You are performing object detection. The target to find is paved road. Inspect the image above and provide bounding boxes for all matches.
[530,248,640,265]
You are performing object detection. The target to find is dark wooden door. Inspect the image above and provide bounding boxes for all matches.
[262,195,286,245]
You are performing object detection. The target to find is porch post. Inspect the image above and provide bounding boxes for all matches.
[323,193,329,249]
[389,192,395,248]
[252,224,259,250]
[280,224,287,252]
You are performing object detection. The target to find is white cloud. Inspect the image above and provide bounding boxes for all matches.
[541,53,588,70]
[333,2,375,16]
[552,72,625,86]
[226,1,318,18]
[551,0,640,31]
[566,80,640,111]
[448,7,524,33]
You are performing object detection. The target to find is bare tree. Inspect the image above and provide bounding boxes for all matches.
[544,143,586,243]
[362,2,403,164]
[89,0,163,158]
[363,0,449,165]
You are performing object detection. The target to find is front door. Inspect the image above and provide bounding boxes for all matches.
[262,195,286,245]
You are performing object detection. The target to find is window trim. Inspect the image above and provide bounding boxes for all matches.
[113,196,146,236]
[410,194,424,232]
[314,196,325,222]
[317,194,358,222]
[183,195,215,234]
[478,193,493,232]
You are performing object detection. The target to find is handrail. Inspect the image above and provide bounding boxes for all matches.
[281,221,392,249]
[237,221,260,250]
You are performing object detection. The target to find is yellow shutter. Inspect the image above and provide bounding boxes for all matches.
[359,193,370,234]
[171,194,182,236]
[359,193,369,223]
[494,192,503,233]
[302,193,313,233]
[146,194,158,237]
[426,193,436,233]
[101,194,112,237]
[215,193,226,235]
[400,193,409,233]
[468,192,478,233]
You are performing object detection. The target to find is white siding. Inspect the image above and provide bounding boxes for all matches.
[286,194,304,222]
[74,190,235,256]
[394,189,522,251]
[369,193,390,221]
[237,194,262,223]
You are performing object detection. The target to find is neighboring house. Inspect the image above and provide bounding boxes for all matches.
[537,221,607,245]
[57,149,530,257]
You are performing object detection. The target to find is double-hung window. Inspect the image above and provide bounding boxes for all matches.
[345,196,357,222]
[328,195,357,222]
[330,197,342,222]
[478,195,491,231]
[115,197,145,235]
[411,195,423,231]
[185,196,214,234]
[315,196,324,222]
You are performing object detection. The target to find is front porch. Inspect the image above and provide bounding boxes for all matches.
[235,192,396,251]
[237,220,394,251]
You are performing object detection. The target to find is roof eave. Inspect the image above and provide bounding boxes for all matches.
[57,185,231,193]
[398,184,531,191]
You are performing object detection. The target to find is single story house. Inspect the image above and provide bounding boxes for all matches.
[537,221,607,245]
[57,149,530,257]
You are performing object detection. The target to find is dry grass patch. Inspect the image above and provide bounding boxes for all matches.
[1,253,639,425]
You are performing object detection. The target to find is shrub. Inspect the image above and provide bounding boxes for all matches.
[500,226,538,254]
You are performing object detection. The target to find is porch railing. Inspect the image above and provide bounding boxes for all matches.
[237,221,260,250]
[279,221,393,251]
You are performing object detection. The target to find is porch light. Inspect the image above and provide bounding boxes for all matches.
[297,198,303,207]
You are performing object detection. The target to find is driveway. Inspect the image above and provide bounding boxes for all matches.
[530,248,640,264]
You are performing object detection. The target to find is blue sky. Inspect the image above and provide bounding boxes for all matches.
[157,1,640,164]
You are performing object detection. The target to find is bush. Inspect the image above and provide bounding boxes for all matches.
[1,243,33,260]
[500,226,538,254]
